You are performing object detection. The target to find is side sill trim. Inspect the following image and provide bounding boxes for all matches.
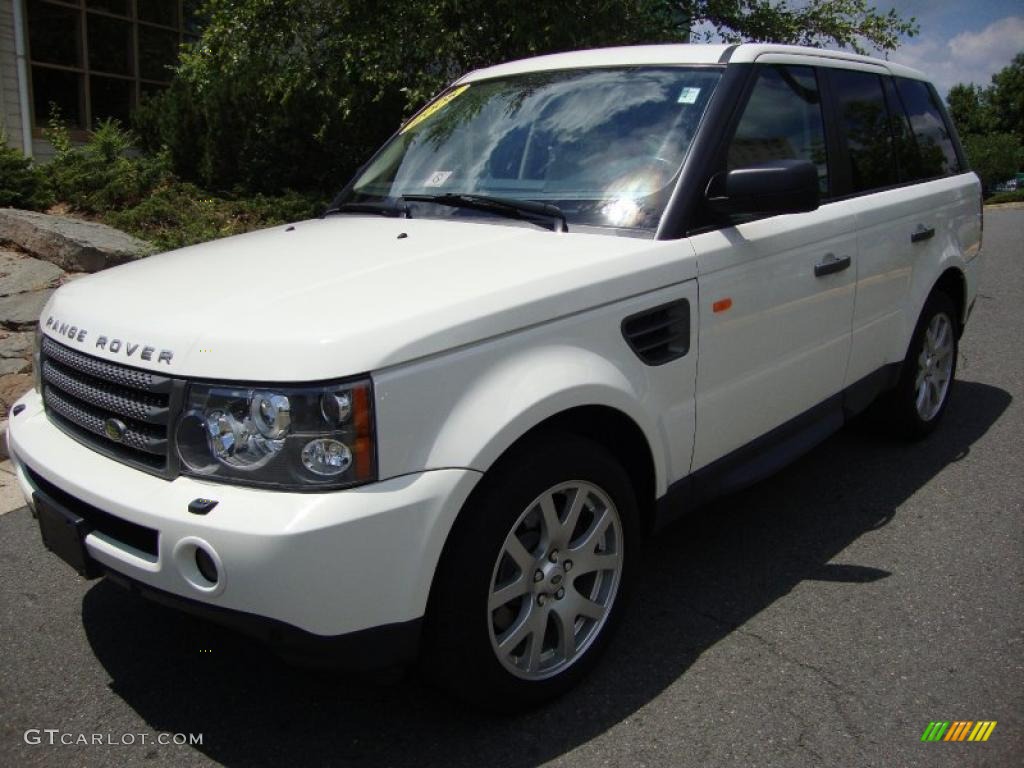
[654,363,901,529]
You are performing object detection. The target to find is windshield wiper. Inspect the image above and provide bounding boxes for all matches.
[403,193,568,232]
[323,200,411,218]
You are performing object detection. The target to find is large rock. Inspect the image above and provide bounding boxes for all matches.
[0,208,154,273]
[0,373,32,417]
[0,250,64,297]
[0,358,29,375]
[0,331,33,358]
[0,289,53,329]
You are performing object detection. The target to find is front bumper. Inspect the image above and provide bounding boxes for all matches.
[8,390,480,646]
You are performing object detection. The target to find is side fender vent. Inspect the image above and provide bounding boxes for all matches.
[621,299,691,366]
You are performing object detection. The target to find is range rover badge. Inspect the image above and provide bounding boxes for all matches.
[104,418,127,442]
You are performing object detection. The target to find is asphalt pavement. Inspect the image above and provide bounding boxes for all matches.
[1,209,1021,768]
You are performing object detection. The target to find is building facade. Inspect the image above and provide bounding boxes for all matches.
[1,0,197,157]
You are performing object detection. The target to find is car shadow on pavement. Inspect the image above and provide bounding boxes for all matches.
[80,380,1011,768]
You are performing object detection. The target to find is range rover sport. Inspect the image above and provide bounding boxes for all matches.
[8,43,981,709]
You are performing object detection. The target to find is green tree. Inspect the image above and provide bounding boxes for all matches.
[947,84,995,137]
[137,0,918,195]
[948,51,1024,192]
[674,0,917,53]
[948,52,1024,140]
[987,52,1024,141]
[962,133,1022,192]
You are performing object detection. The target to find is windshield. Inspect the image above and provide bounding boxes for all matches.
[337,67,722,233]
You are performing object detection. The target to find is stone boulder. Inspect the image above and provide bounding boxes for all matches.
[0,330,33,358]
[0,250,63,296]
[0,289,53,330]
[0,208,154,273]
[0,372,32,418]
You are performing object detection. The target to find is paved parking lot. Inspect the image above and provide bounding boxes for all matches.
[1,209,1021,768]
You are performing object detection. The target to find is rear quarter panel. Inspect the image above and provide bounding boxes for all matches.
[898,173,981,355]
[847,172,980,384]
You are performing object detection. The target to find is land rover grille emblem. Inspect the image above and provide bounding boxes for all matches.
[104,418,127,442]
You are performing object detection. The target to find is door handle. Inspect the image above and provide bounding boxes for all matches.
[911,225,935,243]
[814,253,851,277]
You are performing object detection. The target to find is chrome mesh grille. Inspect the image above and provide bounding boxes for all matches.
[41,337,172,392]
[40,336,179,475]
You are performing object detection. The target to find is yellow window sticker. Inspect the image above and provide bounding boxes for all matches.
[401,84,470,134]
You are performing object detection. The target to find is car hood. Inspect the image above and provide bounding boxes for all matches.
[41,216,695,380]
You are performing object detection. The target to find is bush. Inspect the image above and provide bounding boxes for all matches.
[0,132,53,210]
[45,112,172,213]
[985,189,1024,204]
[962,132,1023,193]
[38,106,320,251]
[106,183,320,250]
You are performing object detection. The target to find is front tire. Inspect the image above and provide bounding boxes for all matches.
[422,433,636,711]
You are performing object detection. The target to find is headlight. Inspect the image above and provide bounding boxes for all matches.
[175,378,376,490]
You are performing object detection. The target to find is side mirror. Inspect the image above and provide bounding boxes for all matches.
[705,160,820,217]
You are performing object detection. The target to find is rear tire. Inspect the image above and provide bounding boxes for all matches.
[422,433,637,711]
[887,291,959,439]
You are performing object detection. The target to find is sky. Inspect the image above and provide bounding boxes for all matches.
[693,0,1022,97]
[879,0,1023,96]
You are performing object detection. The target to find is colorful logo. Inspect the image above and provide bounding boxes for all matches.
[921,721,997,742]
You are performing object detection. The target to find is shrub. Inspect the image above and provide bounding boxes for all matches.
[985,189,1024,204]
[106,182,320,250]
[37,106,319,251]
[0,131,53,210]
[44,111,172,213]
[962,132,1023,193]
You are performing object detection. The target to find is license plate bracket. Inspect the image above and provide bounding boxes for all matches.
[34,492,102,579]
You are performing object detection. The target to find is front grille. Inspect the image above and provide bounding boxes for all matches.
[40,337,182,477]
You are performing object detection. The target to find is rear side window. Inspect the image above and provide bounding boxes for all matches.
[882,77,923,183]
[830,69,897,193]
[893,77,961,178]
[727,65,828,194]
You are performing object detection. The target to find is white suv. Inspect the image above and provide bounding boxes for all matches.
[9,43,981,709]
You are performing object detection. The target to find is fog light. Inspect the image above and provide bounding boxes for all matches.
[195,547,219,584]
[301,438,352,476]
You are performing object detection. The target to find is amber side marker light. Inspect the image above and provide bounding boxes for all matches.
[713,298,733,313]
[352,385,375,481]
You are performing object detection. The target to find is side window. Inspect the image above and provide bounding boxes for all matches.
[727,65,828,194]
[894,77,961,178]
[830,69,897,193]
[882,76,923,183]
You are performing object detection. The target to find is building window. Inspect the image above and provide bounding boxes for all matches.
[25,0,201,131]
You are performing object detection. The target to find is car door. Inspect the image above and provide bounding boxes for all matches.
[837,72,973,387]
[687,63,858,473]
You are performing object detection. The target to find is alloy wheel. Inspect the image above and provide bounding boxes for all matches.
[487,481,623,680]
[914,312,955,421]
